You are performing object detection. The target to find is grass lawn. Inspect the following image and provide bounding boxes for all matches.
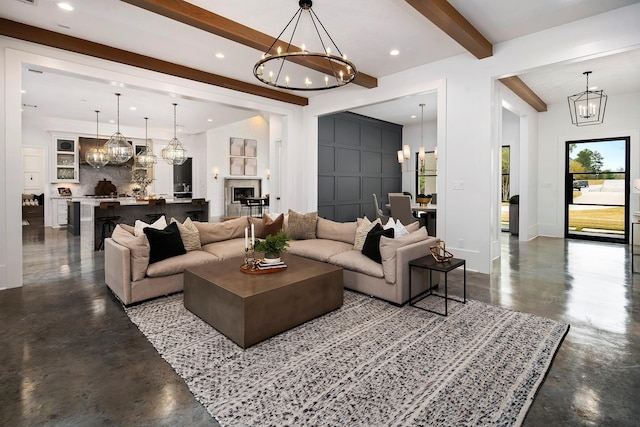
[501,203,624,232]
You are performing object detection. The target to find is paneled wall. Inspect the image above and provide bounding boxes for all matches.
[318,112,402,221]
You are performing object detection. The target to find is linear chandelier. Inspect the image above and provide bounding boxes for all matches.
[104,93,134,164]
[161,103,188,165]
[567,71,607,126]
[253,0,357,91]
[136,117,157,168]
[85,110,109,168]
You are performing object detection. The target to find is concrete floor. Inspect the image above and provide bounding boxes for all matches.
[1,225,639,426]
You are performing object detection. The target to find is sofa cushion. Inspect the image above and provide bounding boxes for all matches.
[194,216,248,245]
[144,222,186,264]
[405,221,420,234]
[288,239,353,263]
[316,217,357,245]
[328,250,384,278]
[134,215,167,237]
[362,224,394,263]
[111,224,150,281]
[248,213,284,238]
[384,217,409,238]
[353,217,381,251]
[286,209,317,240]
[170,217,201,251]
[379,227,429,284]
[146,250,218,278]
[119,223,135,235]
[201,238,248,261]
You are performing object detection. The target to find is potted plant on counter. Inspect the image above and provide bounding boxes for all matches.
[254,232,290,263]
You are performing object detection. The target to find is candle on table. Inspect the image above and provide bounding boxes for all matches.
[244,227,248,250]
[251,224,255,247]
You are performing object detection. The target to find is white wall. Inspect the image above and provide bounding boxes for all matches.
[538,91,640,237]
[206,115,270,221]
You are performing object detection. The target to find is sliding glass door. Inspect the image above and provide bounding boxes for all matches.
[565,137,630,243]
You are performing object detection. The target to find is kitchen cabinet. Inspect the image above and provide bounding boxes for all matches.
[51,197,70,228]
[52,135,79,183]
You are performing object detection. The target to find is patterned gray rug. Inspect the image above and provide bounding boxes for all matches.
[126,291,568,426]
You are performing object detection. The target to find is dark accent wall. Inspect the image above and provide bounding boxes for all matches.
[318,112,402,222]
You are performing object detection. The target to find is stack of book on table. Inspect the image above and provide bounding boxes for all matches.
[257,260,287,270]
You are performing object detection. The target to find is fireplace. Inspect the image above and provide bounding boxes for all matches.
[233,186,255,203]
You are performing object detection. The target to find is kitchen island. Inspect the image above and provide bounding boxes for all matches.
[80,198,209,251]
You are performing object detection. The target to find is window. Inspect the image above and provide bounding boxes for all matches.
[415,151,436,196]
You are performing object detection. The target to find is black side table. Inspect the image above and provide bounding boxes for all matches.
[409,255,466,316]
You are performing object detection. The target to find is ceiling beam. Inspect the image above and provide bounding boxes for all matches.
[120,0,378,89]
[405,0,492,59]
[499,76,548,112]
[0,18,308,106]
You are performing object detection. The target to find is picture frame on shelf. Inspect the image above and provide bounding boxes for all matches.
[230,137,244,156]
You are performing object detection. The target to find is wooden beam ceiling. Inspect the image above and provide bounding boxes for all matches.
[0,18,308,106]
[499,76,548,112]
[405,0,492,59]
[120,0,378,89]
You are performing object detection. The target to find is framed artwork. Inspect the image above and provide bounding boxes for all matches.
[230,157,244,175]
[244,139,257,157]
[230,137,245,156]
[244,158,257,176]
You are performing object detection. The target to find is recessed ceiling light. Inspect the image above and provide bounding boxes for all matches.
[21,90,26,94]
[215,53,225,59]
[129,106,137,111]
[411,115,416,119]
[207,118,213,122]
[390,49,400,56]
[109,120,115,124]
[56,2,74,11]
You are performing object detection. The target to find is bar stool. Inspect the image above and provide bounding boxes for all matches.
[145,198,166,223]
[96,201,121,250]
[186,198,206,221]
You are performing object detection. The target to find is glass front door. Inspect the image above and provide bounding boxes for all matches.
[565,137,630,243]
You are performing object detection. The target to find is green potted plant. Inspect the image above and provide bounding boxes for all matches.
[254,232,290,262]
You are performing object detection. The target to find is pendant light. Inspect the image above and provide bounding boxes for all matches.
[104,93,134,164]
[161,103,188,165]
[136,117,157,168]
[85,110,109,168]
[567,71,607,126]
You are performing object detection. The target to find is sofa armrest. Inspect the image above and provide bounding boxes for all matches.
[104,238,133,305]
[395,237,440,304]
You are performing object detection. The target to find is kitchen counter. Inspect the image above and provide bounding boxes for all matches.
[80,198,209,250]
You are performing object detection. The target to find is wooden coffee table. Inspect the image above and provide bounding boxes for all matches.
[184,253,343,348]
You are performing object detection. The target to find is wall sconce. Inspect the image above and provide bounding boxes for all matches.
[213,167,219,180]
[397,150,404,164]
[266,169,271,180]
[402,144,411,160]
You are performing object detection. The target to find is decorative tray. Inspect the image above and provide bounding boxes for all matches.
[240,264,287,274]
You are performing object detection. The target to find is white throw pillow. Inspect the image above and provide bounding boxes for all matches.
[384,217,409,238]
[134,215,167,237]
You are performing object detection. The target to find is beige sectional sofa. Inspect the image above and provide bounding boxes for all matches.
[104,214,440,306]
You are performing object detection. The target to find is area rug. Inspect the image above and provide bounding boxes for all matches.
[125,291,569,426]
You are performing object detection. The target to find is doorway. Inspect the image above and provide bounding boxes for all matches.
[565,137,630,243]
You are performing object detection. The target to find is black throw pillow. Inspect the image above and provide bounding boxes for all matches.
[361,223,394,263]
[143,221,186,264]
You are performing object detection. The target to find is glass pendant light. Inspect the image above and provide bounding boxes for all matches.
[161,103,188,165]
[136,117,157,168]
[85,110,109,168]
[104,93,134,164]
